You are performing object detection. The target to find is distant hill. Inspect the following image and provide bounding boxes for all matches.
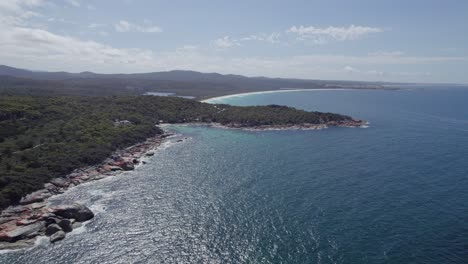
[0,65,385,99]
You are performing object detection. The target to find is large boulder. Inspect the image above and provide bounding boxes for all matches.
[53,204,94,222]
[45,223,61,237]
[45,217,59,226]
[50,231,66,243]
[58,219,73,233]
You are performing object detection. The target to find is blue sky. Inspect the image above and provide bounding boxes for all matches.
[0,0,467,83]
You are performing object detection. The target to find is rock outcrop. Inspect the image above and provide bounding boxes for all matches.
[0,221,46,242]
[0,203,94,249]
[53,204,94,222]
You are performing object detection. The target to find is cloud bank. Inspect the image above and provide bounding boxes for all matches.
[287,25,383,43]
[114,20,162,33]
[0,1,466,83]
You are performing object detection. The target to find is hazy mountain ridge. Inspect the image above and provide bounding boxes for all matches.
[0,65,385,98]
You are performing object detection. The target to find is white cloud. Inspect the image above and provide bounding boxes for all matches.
[342,65,432,78]
[0,25,158,71]
[212,36,240,49]
[215,25,380,48]
[66,0,80,7]
[0,0,45,26]
[88,23,105,29]
[114,20,130,32]
[0,2,465,83]
[1,24,463,82]
[213,32,281,49]
[114,20,162,33]
[287,25,383,43]
[178,45,198,51]
[0,0,44,12]
[344,65,359,73]
[241,32,282,44]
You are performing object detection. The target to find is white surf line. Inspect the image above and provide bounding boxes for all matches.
[201,88,350,103]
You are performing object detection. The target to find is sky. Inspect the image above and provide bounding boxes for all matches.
[0,0,467,83]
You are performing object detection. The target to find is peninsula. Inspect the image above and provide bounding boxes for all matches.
[0,91,365,249]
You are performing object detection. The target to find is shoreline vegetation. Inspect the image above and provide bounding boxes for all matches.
[0,93,366,250]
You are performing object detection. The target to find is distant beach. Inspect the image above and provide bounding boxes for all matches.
[202,88,350,103]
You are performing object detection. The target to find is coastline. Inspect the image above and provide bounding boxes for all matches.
[172,120,369,131]
[0,117,368,250]
[0,132,179,251]
[0,89,368,251]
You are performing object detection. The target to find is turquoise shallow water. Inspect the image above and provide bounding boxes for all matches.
[1,87,467,263]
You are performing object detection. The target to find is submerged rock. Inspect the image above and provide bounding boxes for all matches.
[50,231,66,243]
[52,204,94,222]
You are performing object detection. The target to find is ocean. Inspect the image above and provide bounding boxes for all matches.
[1,87,467,263]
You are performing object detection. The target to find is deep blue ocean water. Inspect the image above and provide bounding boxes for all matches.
[1,87,467,263]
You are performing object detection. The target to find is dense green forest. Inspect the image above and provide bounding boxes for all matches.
[0,95,353,210]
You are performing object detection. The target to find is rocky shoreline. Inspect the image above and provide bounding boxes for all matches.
[175,119,368,131]
[0,132,175,251]
[221,119,368,130]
